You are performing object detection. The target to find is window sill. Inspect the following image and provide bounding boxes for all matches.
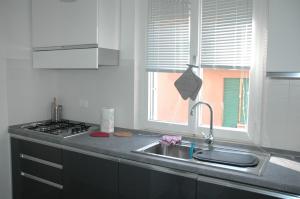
[141,121,253,145]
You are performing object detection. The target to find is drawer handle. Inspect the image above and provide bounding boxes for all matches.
[21,172,63,190]
[20,154,63,169]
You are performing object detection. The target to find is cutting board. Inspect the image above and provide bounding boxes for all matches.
[113,131,133,137]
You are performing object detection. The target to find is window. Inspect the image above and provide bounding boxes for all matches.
[142,0,264,141]
[146,0,192,127]
[199,0,252,131]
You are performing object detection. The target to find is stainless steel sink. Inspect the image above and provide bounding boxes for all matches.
[134,141,270,176]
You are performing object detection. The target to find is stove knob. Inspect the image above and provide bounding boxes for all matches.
[71,128,77,134]
[81,126,87,132]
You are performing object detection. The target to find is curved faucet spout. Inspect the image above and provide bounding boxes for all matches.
[190,101,214,148]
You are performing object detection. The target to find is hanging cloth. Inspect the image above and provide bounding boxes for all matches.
[174,65,202,101]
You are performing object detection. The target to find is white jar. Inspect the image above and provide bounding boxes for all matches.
[101,107,114,133]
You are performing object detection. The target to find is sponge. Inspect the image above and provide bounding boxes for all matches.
[90,132,110,137]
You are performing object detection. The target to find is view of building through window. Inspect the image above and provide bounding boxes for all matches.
[149,72,189,125]
[201,69,249,129]
[149,69,250,130]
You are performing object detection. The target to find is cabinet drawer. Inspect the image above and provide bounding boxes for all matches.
[21,175,62,199]
[20,158,62,184]
[33,48,98,69]
[19,140,62,164]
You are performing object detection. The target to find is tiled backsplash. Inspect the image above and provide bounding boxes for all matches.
[262,79,300,151]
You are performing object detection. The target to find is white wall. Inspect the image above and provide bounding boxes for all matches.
[6,0,58,125]
[262,79,300,152]
[6,59,58,124]
[262,79,300,151]
[0,59,11,199]
[6,0,31,59]
[0,0,12,198]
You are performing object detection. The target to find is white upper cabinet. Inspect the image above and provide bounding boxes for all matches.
[97,0,120,50]
[32,0,120,69]
[267,0,300,72]
[32,0,98,47]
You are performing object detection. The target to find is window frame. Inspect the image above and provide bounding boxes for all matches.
[136,0,265,144]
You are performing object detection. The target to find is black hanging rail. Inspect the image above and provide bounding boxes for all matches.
[187,64,199,68]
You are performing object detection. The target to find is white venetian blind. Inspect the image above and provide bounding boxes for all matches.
[201,0,253,69]
[146,0,191,72]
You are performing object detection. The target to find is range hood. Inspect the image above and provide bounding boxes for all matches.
[31,0,120,69]
[33,44,119,69]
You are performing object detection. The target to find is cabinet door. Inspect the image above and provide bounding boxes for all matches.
[267,0,300,72]
[197,177,285,199]
[63,150,118,199]
[32,0,98,47]
[119,161,197,199]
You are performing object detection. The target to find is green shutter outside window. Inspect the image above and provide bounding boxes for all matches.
[223,78,249,128]
[240,79,249,124]
[223,78,240,128]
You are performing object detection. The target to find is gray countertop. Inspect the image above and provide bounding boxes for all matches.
[8,123,300,196]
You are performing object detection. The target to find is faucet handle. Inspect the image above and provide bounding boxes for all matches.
[201,131,214,145]
[200,131,208,139]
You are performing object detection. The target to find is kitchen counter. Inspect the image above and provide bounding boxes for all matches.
[8,123,300,196]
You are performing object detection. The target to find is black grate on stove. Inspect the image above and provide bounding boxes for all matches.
[22,120,91,137]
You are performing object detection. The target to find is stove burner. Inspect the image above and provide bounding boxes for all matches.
[22,120,92,138]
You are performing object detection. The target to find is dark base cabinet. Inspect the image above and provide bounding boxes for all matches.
[20,177,61,199]
[197,178,282,199]
[11,138,63,199]
[62,150,118,199]
[11,138,297,199]
[118,161,197,199]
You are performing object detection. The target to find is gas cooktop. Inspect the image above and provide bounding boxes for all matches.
[21,120,93,138]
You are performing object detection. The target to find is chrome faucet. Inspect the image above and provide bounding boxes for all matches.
[190,101,214,149]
